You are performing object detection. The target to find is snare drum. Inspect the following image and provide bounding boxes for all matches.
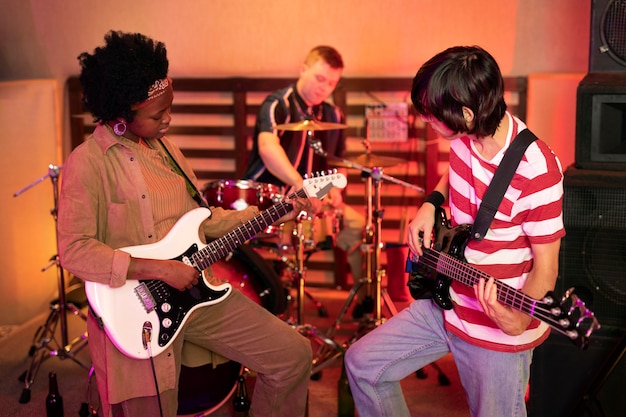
[202,179,281,211]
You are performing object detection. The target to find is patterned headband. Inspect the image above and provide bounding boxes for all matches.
[133,77,172,109]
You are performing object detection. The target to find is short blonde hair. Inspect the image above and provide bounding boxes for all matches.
[305,46,344,69]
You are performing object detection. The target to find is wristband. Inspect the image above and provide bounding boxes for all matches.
[423,191,445,209]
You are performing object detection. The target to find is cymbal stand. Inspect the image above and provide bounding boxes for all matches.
[14,164,90,404]
[308,140,425,373]
[363,166,423,322]
[333,168,399,329]
[310,168,400,375]
[310,139,423,326]
[367,167,396,322]
[286,211,343,374]
[292,211,308,327]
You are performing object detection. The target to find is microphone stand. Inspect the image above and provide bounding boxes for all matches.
[14,164,90,404]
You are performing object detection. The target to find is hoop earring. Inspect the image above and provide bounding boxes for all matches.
[113,121,127,136]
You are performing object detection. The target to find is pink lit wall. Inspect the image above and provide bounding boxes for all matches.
[0,0,592,324]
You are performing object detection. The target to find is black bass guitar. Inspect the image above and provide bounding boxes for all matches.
[406,208,600,349]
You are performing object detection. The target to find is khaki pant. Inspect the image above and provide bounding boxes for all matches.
[92,290,312,417]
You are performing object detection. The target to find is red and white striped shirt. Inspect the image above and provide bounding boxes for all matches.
[444,113,565,352]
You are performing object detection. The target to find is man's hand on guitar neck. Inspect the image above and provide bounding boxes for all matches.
[474,276,532,336]
[277,195,322,224]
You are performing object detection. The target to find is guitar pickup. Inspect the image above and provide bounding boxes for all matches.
[135,282,157,313]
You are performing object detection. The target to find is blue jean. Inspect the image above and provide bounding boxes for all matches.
[344,299,532,417]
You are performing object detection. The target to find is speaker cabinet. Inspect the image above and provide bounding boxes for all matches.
[528,167,626,417]
[589,0,626,72]
[558,167,626,331]
[528,331,626,417]
[575,72,626,171]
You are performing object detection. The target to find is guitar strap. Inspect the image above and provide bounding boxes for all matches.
[157,139,210,209]
[471,129,537,241]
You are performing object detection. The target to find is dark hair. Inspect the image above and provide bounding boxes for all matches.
[411,46,506,138]
[77,30,169,123]
[305,45,344,69]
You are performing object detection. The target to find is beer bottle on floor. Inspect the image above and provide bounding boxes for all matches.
[233,374,251,417]
[337,360,355,417]
[46,371,64,417]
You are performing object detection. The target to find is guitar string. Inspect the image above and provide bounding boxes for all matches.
[141,188,307,296]
[416,252,590,341]
[194,190,303,268]
[139,205,293,317]
[415,250,571,330]
[417,250,600,340]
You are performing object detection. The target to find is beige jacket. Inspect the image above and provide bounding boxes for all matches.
[58,124,259,403]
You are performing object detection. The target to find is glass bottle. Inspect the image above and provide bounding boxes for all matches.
[46,371,64,417]
[233,374,250,417]
[337,359,355,417]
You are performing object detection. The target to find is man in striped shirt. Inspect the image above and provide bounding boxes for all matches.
[345,46,565,417]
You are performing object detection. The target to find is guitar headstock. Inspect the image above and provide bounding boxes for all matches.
[302,171,347,199]
[543,287,601,350]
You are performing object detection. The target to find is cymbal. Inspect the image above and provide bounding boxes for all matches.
[274,119,348,131]
[344,153,407,168]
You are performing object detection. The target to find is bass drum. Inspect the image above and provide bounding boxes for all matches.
[177,245,285,416]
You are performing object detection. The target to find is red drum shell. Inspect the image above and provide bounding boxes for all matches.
[202,179,280,211]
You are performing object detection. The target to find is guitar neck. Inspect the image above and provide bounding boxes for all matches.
[429,249,543,318]
[194,189,305,269]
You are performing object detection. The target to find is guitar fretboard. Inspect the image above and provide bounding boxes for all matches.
[429,249,538,315]
[192,189,306,270]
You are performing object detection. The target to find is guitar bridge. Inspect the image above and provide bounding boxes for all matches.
[135,282,157,313]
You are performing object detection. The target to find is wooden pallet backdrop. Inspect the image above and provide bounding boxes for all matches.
[67,76,527,287]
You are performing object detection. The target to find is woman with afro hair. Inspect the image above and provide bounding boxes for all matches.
[58,30,314,417]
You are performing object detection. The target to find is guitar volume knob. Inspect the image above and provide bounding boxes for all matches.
[162,318,172,328]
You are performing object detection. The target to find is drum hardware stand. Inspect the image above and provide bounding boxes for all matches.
[286,213,343,377]
[258,222,330,319]
[286,213,338,345]
[321,169,399,336]
[309,180,395,377]
[13,164,90,404]
[290,211,311,327]
[287,235,334,319]
[310,139,424,325]
[309,140,425,373]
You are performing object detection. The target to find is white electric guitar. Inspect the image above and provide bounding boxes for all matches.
[84,172,347,359]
